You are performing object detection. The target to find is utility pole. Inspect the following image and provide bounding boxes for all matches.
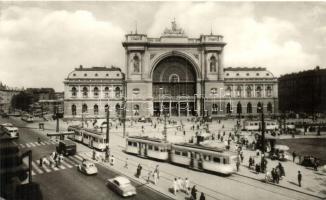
[106,105,110,145]
[122,96,126,138]
[163,111,167,142]
[55,106,59,133]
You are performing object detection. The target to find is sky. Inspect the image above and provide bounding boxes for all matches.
[0,1,325,91]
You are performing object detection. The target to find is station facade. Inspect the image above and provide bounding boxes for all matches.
[64,21,278,119]
[123,21,278,118]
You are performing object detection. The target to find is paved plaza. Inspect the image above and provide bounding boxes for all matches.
[21,116,326,200]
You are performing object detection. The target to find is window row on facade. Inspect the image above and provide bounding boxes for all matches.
[211,85,274,98]
[214,101,273,114]
[70,86,122,98]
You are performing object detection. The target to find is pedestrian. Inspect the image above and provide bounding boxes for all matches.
[236,160,240,172]
[136,164,142,178]
[199,192,206,200]
[154,165,160,179]
[153,170,158,185]
[292,151,296,163]
[173,178,178,195]
[313,158,319,171]
[110,155,115,166]
[184,177,190,194]
[240,151,244,163]
[297,171,302,187]
[249,156,253,169]
[39,157,43,167]
[278,162,285,177]
[271,168,276,183]
[38,137,41,144]
[59,154,63,165]
[147,170,152,183]
[191,185,197,200]
[124,158,128,169]
[92,149,96,160]
[177,177,183,192]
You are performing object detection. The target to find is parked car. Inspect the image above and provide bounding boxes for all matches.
[1,113,9,118]
[106,176,137,197]
[77,160,98,175]
[300,155,319,167]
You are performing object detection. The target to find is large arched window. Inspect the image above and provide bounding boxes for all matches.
[237,102,242,114]
[266,86,272,97]
[133,55,140,73]
[236,86,242,98]
[71,87,77,97]
[94,104,99,115]
[133,104,140,116]
[115,87,121,98]
[115,104,121,116]
[256,86,262,97]
[246,86,252,98]
[209,55,217,72]
[104,87,109,98]
[82,87,88,98]
[72,104,76,116]
[93,87,99,97]
[247,102,252,114]
[267,102,273,113]
[212,104,218,115]
[82,104,88,113]
[226,103,232,114]
[257,102,263,113]
[225,86,232,97]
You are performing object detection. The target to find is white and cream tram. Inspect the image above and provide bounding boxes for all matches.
[67,125,83,142]
[170,143,237,175]
[80,128,107,151]
[125,136,170,161]
[243,120,279,131]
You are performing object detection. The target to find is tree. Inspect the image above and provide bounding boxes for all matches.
[11,91,34,111]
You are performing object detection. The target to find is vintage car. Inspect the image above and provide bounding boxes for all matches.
[77,160,98,175]
[106,176,137,197]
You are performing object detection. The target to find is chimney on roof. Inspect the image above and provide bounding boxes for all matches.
[316,65,320,70]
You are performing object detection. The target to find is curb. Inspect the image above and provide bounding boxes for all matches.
[235,173,325,199]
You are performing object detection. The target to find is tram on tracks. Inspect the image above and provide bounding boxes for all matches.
[125,136,237,175]
[243,120,279,131]
[67,126,107,151]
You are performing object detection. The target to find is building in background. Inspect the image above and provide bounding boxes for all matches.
[0,89,21,113]
[63,66,125,119]
[123,20,278,118]
[278,66,326,115]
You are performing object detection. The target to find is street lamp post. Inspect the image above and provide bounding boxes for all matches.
[106,105,110,145]
[258,103,266,172]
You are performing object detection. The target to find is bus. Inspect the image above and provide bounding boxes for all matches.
[4,126,19,139]
[21,114,34,123]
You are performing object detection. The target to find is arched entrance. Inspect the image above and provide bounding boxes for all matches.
[152,56,197,117]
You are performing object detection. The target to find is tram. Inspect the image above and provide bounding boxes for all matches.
[170,143,237,175]
[243,120,279,131]
[125,136,237,175]
[81,128,107,151]
[67,125,83,142]
[126,136,170,161]
[66,126,107,151]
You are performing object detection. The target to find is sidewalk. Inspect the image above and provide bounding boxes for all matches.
[236,147,326,199]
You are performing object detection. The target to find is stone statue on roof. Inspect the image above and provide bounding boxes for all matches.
[162,19,186,37]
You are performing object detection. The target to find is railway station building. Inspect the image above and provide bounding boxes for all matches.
[63,21,278,119]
